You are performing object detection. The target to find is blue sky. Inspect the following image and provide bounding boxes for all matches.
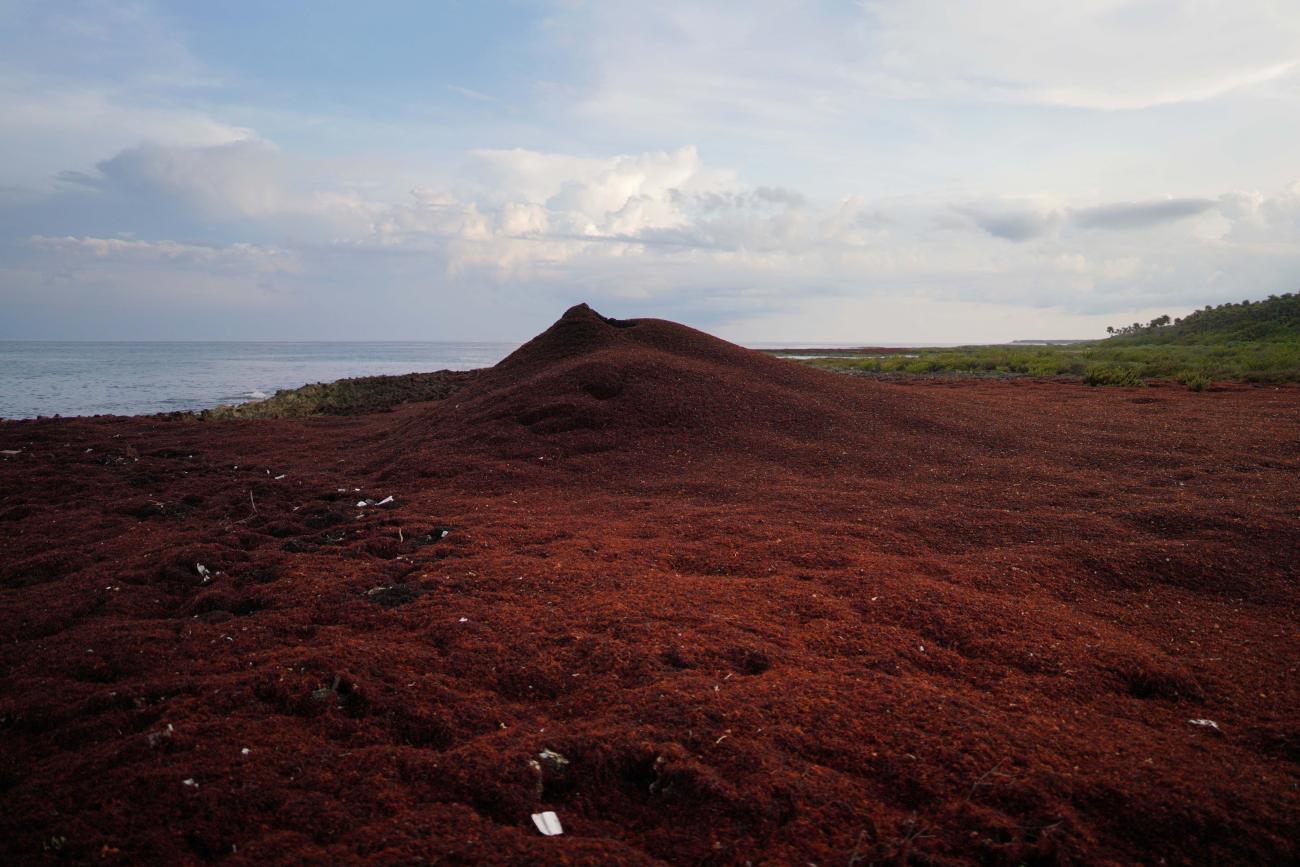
[2,0,1299,341]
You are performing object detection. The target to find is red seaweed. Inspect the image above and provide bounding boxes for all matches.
[1,305,1297,864]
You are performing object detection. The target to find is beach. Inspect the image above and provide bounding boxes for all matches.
[1,306,1297,864]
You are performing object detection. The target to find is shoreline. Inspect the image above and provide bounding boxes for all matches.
[5,363,1293,424]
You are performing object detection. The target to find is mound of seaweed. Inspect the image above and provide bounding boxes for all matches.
[389,303,935,466]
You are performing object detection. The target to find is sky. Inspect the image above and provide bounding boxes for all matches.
[1,0,1299,343]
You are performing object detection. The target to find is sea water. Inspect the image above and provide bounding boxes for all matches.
[0,341,519,419]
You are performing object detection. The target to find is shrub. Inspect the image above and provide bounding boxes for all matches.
[1027,358,1066,377]
[1176,371,1210,392]
[1083,364,1145,387]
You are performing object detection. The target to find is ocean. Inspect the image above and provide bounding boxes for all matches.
[0,341,520,419]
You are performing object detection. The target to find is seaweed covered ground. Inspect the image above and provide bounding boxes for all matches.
[1,305,1297,865]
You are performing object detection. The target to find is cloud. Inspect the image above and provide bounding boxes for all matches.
[753,186,806,208]
[297,147,1298,332]
[32,139,386,242]
[5,235,302,332]
[860,0,1300,110]
[4,0,212,87]
[7,134,1300,341]
[22,235,299,285]
[68,140,285,218]
[472,145,728,222]
[2,2,1297,342]
[1218,182,1300,236]
[25,235,299,274]
[447,84,497,102]
[687,186,807,213]
[0,2,246,191]
[1072,198,1217,230]
[553,0,1300,159]
[954,202,1062,241]
[0,78,256,193]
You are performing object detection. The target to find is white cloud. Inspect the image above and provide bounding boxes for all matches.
[447,84,497,102]
[6,235,301,329]
[566,0,1300,128]
[73,140,286,218]
[44,139,388,237]
[860,0,1300,110]
[538,0,1300,206]
[25,235,299,274]
[470,145,733,225]
[18,139,1299,339]
[1219,182,1300,241]
[0,79,255,191]
[3,1,1298,341]
[498,201,549,236]
[0,2,244,190]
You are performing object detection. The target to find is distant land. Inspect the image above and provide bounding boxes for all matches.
[1008,339,1092,345]
[802,292,1299,389]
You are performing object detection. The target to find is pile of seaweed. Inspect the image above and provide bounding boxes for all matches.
[380,303,953,476]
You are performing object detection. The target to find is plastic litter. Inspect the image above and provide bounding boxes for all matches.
[356,495,395,508]
[531,811,563,836]
[0,449,20,456]
[195,563,213,584]
[146,724,174,748]
[1188,718,1221,730]
[538,748,569,770]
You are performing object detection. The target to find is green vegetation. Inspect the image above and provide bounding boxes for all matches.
[200,370,476,420]
[802,293,1300,388]
[1105,293,1300,343]
[1082,364,1145,387]
[1176,371,1211,392]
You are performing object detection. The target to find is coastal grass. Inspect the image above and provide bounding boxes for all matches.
[804,340,1300,386]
